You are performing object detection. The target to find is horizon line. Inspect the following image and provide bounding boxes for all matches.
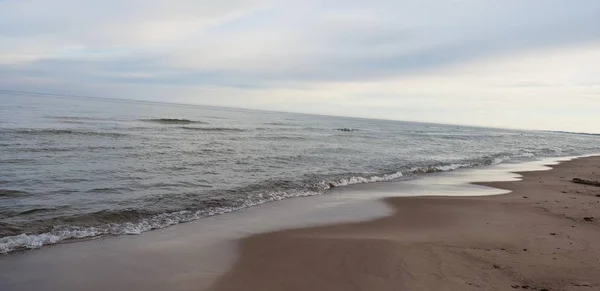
[0,88,588,134]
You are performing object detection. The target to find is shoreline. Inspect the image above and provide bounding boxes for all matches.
[209,156,600,291]
[0,155,534,255]
[1,156,598,290]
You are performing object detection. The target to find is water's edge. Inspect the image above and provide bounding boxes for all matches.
[2,153,596,255]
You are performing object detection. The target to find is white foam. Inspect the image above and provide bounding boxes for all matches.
[322,171,404,189]
[0,156,525,254]
[409,163,471,173]
[0,189,326,254]
[0,228,102,254]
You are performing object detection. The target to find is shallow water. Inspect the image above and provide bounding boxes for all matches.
[0,157,572,291]
[1,94,600,253]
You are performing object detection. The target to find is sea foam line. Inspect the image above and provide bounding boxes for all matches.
[0,156,513,254]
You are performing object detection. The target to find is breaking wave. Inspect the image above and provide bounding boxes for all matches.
[0,192,317,253]
[321,171,404,188]
[0,154,522,254]
[408,158,507,173]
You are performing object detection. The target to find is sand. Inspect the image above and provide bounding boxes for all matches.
[210,156,600,291]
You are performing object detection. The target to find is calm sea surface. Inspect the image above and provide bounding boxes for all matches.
[1,94,599,253]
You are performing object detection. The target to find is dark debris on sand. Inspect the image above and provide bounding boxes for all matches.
[572,178,600,187]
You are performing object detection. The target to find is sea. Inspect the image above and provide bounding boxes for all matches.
[1,94,600,254]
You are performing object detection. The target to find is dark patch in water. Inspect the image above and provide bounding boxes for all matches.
[264,122,299,126]
[336,128,359,132]
[255,135,307,141]
[1,158,36,164]
[0,222,22,237]
[17,208,54,215]
[48,116,109,124]
[87,187,116,193]
[180,126,246,132]
[0,189,28,197]
[84,186,132,194]
[1,128,128,138]
[49,116,107,121]
[11,147,74,153]
[142,118,208,125]
[200,197,229,208]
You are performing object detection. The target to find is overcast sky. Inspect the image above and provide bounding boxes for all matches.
[1,0,600,132]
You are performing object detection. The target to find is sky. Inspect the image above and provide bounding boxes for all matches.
[1,0,600,132]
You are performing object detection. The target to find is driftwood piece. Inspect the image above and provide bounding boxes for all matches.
[571,178,600,187]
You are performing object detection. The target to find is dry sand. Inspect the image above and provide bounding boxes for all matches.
[210,156,600,291]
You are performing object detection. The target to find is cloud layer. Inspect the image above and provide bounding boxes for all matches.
[1,0,600,131]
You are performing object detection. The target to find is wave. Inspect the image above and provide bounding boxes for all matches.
[0,187,322,253]
[254,135,307,141]
[0,128,128,138]
[7,145,137,154]
[86,187,131,194]
[336,128,359,132]
[321,171,404,188]
[264,122,299,126]
[180,127,246,132]
[0,222,22,237]
[0,189,28,197]
[549,130,600,137]
[142,118,208,125]
[408,156,510,174]
[49,116,106,120]
[17,208,55,215]
[0,153,549,254]
[0,158,36,164]
[48,116,110,124]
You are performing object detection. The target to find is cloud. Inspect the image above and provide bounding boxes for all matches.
[3,1,600,81]
[1,0,600,131]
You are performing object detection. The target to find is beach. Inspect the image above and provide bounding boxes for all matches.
[0,156,598,290]
[3,2,600,290]
[210,156,600,291]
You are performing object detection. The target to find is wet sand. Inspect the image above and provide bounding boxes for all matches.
[210,156,600,291]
